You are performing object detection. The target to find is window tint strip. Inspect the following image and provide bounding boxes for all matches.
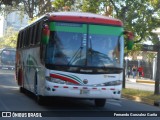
[49,22,87,33]
[89,25,123,35]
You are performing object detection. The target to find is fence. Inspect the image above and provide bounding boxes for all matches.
[124,60,153,79]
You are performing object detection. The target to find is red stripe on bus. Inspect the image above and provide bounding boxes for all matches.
[92,88,97,90]
[110,88,115,90]
[50,74,79,85]
[73,87,78,89]
[102,88,106,90]
[49,16,123,26]
[63,86,69,88]
[54,86,59,88]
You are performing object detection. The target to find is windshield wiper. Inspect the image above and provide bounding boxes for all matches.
[87,48,114,67]
[88,48,111,60]
[67,46,84,65]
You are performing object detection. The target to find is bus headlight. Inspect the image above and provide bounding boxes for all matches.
[46,77,65,84]
[46,77,76,85]
[104,80,122,86]
[95,80,122,86]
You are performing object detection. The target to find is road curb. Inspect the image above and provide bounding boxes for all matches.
[127,78,155,84]
[122,94,155,106]
[154,101,160,106]
[136,79,155,84]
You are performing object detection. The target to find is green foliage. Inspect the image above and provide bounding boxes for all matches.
[52,0,160,43]
[122,88,153,97]
[123,88,160,101]
[52,0,160,61]
[0,0,55,19]
[80,0,101,13]
[0,27,18,48]
[0,0,159,60]
[53,0,75,11]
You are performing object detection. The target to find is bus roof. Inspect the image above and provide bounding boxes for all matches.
[48,12,123,26]
[19,12,123,32]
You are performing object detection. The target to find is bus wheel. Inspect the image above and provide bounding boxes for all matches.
[34,72,38,95]
[19,87,25,93]
[94,99,106,107]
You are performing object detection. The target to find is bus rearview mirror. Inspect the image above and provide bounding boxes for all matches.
[41,24,50,44]
[124,31,134,50]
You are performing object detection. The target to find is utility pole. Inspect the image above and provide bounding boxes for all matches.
[122,68,126,88]
[141,44,160,94]
[152,28,160,95]
[155,45,160,94]
[123,53,128,89]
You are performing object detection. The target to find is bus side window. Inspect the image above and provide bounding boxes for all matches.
[19,32,21,48]
[36,22,43,45]
[26,29,30,47]
[32,25,36,45]
[23,30,27,48]
[21,32,24,48]
[24,30,27,47]
[29,27,33,46]
[34,25,38,45]
[23,30,26,47]
[35,24,39,45]
[17,33,21,48]
[27,28,30,47]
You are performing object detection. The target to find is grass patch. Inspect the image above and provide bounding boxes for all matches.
[122,88,160,101]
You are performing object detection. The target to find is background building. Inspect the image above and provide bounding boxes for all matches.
[0,11,29,37]
[0,16,5,37]
[6,11,29,31]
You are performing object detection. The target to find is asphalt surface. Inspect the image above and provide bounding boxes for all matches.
[0,69,160,120]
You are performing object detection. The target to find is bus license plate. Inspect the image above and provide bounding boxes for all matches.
[80,89,90,95]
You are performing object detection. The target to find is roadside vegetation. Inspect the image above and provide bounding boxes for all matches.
[122,88,160,101]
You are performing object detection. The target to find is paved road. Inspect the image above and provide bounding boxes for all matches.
[126,80,154,92]
[0,70,160,120]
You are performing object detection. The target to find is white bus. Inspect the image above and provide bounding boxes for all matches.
[16,12,134,107]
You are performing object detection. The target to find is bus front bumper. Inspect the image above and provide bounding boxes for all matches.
[42,81,121,99]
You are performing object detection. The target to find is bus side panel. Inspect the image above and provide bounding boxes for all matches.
[17,47,46,95]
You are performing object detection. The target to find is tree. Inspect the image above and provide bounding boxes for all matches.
[0,0,55,19]
[0,27,18,48]
[53,0,75,11]
[53,0,160,44]
[0,0,20,6]
[20,0,54,19]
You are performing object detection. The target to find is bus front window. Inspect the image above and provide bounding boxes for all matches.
[45,22,123,68]
[45,31,86,66]
[87,35,120,67]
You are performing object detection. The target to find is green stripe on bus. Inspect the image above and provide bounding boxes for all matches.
[42,35,49,44]
[49,22,123,35]
[49,22,87,33]
[89,25,123,35]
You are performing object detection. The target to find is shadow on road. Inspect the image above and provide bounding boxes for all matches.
[22,89,100,110]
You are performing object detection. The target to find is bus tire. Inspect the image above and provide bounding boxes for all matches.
[94,99,106,107]
[34,72,45,105]
[18,69,23,85]
[18,69,24,93]
[20,87,25,93]
[34,72,38,95]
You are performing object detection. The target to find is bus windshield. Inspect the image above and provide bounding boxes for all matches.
[45,22,124,68]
